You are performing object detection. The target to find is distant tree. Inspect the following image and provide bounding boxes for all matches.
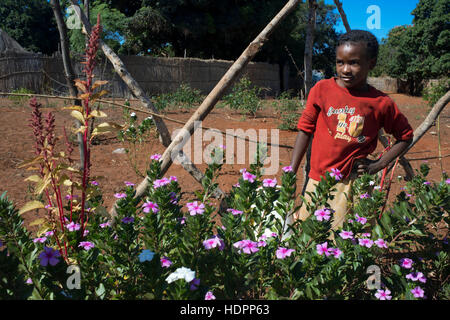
[371,0,449,95]
[0,0,59,54]
[66,2,127,53]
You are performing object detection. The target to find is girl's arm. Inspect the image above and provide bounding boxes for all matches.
[290,130,313,174]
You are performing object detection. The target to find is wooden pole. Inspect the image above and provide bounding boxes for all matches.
[333,0,351,32]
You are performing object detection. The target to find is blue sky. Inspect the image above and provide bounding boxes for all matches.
[324,0,420,40]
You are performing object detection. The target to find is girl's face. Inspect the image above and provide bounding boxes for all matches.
[335,42,376,91]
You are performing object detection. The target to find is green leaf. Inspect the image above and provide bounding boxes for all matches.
[18,200,45,215]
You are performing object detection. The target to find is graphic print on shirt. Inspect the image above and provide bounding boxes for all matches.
[327,106,366,143]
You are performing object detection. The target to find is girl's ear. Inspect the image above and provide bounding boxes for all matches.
[369,58,377,70]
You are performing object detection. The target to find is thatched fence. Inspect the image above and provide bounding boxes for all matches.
[0,52,281,98]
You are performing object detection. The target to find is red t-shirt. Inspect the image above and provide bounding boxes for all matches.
[297,78,413,181]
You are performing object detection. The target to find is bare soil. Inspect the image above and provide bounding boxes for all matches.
[0,93,449,233]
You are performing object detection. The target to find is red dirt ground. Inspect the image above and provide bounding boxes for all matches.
[0,93,449,233]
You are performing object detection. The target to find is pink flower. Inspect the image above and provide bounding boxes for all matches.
[227,208,243,216]
[423,181,431,186]
[233,183,240,188]
[203,236,225,251]
[400,258,413,269]
[276,247,295,259]
[263,178,277,188]
[355,214,367,225]
[329,247,343,259]
[142,201,159,214]
[161,257,172,268]
[411,286,425,298]
[150,154,162,161]
[282,166,293,173]
[241,169,256,183]
[330,168,343,181]
[360,233,371,238]
[124,181,134,187]
[78,241,95,251]
[114,192,127,199]
[316,242,330,256]
[90,181,99,186]
[38,247,60,266]
[169,176,178,182]
[233,240,259,254]
[360,193,370,199]
[314,208,331,221]
[44,231,54,237]
[358,238,374,248]
[446,178,450,184]
[339,230,354,240]
[374,238,388,248]
[66,222,81,232]
[257,240,267,247]
[205,291,216,300]
[26,278,33,285]
[406,272,426,283]
[187,201,205,216]
[375,289,392,300]
[153,177,170,189]
[33,237,47,243]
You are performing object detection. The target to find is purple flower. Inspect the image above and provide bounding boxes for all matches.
[411,286,425,298]
[78,241,95,251]
[150,154,162,161]
[169,192,179,204]
[121,216,134,224]
[186,201,205,216]
[400,258,413,269]
[161,257,172,268]
[66,222,81,232]
[203,236,225,251]
[360,193,371,199]
[124,181,134,187]
[263,178,277,188]
[114,192,127,199]
[100,221,111,228]
[26,278,33,285]
[190,278,200,291]
[374,239,388,248]
[44,231,54,237]
[358,238,374,248]
[423,181,431,186]
[330,168,343,181]
[316,242,330,256]
[282,166,293,173]
[227,208,243,216]
[38,247,60,266]
[33,237,47,243]
[233,183,240,188]
[446,178,450,184]
[90,180,99,186]
[142,201,159,214]
[153,177,170,189]
[276,247,295,259]
[314,208,331,221]
[339,230,354,240]
[205,291,216,300]
[375,289,392,300]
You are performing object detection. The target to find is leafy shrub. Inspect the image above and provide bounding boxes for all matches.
[422,78,449,108]
[272,91,304,131]
[9,88,34,104]
[223,76,262,116]
[152,83,203,111]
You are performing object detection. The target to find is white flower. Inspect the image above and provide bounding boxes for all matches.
[130,112,136,117]
[369,181,375,186]
[165,267,196,284]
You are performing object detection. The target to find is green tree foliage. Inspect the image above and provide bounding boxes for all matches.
[66,2,127,53]
[0,0,59,54]
[371,0,450,94]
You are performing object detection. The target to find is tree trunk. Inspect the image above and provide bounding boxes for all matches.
[50,0,85,169]
[301,0,317,195]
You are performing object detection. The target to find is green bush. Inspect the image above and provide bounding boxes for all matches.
[422,78,449,108]
[223,76,262,116]
[272,91,304,131]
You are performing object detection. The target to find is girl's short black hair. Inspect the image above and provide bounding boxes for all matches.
[337,30,379,61]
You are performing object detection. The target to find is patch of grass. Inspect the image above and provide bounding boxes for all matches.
[272,91,303,131]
